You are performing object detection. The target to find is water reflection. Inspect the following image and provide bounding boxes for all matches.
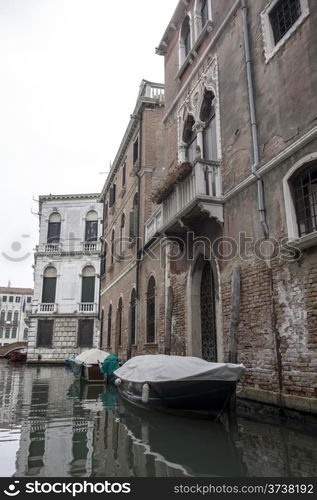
[0,360,316,477]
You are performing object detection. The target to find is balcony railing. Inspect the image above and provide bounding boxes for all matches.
[161,160,223,231]
[44,243,61,253]
[39,303,57,313]
[83,242,100,252]
[78,303,97,313]
[144,209,162,244]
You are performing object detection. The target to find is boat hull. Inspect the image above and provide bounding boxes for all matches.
[117,379,236,417]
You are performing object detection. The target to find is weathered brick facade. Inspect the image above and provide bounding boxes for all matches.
[99,1,317,414]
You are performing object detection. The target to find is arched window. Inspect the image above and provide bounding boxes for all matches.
[23,328,28,340]
[7,311,12,322]
[100,309,104,347]
[118,297,123,346]
[107,304,112,347]
[201,0,209,27]
[200,91,218,161]
[11,327,17,338]
[100,241,107,276]
[81,266,95,303]
[85,210,98,242]
[111,229,115,265]
[0,327,3,338]
[146,276,156,343]
[42,266,57,303]
[130,288,136,345]
[5,328,10,338]
[120,213,125,255]
[183,115,197,163]
[0,311,4,323]
[179,15,191,66]
[129,193,138,240]
[291,161,317,237]
[47,212,61,243]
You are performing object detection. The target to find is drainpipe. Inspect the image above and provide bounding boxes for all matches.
[241,0,269,238]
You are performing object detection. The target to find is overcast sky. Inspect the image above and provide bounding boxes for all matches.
[0,0,175,289]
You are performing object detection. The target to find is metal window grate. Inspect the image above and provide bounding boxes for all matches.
[292,163,317,237]
[269,0,302,44]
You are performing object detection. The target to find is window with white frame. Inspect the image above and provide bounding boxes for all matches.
[81,266,95,303]
[194,0,212,37]
[179,15,192,66]
[47,212,61,243]
[291,161,317,238]
[42,266,57,303]
[261,0,309,62]
[85,210,98,242]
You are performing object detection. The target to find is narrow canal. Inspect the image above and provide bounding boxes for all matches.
[0,360,316,477]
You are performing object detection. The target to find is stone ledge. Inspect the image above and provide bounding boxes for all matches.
[239,386,317,415]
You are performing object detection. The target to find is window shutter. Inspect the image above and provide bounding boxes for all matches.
[81,277,95,303]
[37,320,54,347]
[42,277,56,303]
[78,319,93,347]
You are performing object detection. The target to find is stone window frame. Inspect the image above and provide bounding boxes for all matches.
[178,12,194,68]
[283,152,317,249]
[193,0,212,40]
[261,0,310,63]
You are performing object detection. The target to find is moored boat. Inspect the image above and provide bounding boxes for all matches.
[113,354,245,418]
[8,349,27,362]
[71,348,110,382]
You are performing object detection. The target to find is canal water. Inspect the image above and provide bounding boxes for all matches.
[0,360,316,477]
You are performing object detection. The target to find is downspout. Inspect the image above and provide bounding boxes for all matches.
[241,0,269,238]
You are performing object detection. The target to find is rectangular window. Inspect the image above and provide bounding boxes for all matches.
[78,319,94,347]
[15,296,21,303]
[42,277,56,303]
[122,162,126,187]
[9,296,14,302]
[47,222,61,243]
[37,319,54,347]
[269,0,301,44]
[27,297,32,303]
[85,220,98,242]
[7,311,12,322]
[109,184,116,207]
[81,277,95,303]
[133,137,139,164]
[2,296,7,302]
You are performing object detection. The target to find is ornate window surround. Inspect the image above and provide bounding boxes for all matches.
[177,58,222,163]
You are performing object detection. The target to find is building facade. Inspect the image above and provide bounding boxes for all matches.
[0,286,33,346]
[152,0,317,413]
[27,194,103,363]
[99,80,166,359]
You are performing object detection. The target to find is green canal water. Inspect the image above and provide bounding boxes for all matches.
[0,360,316,477]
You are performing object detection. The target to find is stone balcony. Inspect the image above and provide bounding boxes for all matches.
[161,159,223,234]
[78,303,97,313]
[144,208,162,244]
[38,303,57,313]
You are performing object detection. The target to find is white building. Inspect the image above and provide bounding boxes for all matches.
[0,286,33,346]
[27,193,103,363]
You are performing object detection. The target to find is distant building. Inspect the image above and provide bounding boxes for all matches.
[27,193,103,363]
[99,79,165,359]
[0,286,33,346]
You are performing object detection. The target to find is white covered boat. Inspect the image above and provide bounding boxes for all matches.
[114,355,245,417]
[72,348,110,382]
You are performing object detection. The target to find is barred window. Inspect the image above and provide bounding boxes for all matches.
[269,0,301,44]
[292,162,317,237]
